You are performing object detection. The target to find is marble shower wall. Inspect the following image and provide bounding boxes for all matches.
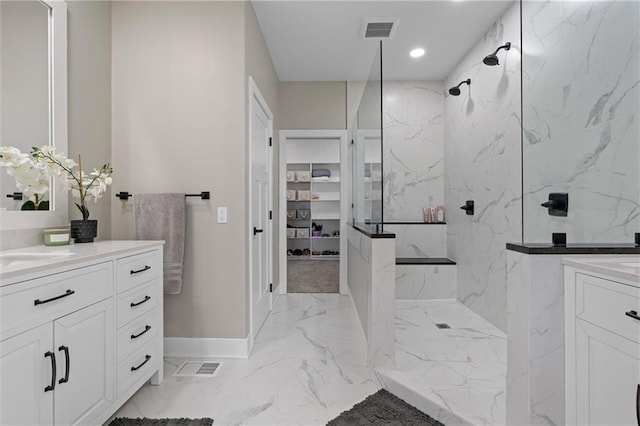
[444,3,522,332]
[383,81,444,221]
[522,1,640,243]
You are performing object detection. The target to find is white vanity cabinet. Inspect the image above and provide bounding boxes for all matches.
[0,241,164,426]
[564,258,640,426]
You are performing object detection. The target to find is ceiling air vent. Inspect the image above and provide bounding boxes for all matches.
[361,17,400,39]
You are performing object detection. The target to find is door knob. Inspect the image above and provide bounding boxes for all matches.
[253,227,264,236]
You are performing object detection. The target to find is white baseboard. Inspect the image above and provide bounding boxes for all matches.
[164,337,250,359]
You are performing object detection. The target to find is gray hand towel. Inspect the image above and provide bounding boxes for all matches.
[133,193,186,295]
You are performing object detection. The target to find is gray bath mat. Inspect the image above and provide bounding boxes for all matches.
[327,389,444,425]
[109,418,213,426]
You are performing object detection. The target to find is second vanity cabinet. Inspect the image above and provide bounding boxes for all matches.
[0,242,164,426]
[564,258,640,426]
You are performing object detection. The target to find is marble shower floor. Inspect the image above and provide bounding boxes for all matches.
[112,294,378,425]
[381,300,507,425]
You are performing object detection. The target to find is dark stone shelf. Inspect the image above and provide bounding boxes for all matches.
[506,242,640,255]
[384,222,447,225]
[396,257,457,265]
[351,224,396,239]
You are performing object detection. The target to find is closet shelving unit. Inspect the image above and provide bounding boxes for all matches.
[286,162,341,260]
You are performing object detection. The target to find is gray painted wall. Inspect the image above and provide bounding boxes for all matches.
[67,1,112,240]
[278,82,347,130]
[111,1,278,339]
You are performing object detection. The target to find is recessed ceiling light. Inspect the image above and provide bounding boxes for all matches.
[410,48,425,58]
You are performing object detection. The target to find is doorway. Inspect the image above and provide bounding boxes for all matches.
[278,130,348,295]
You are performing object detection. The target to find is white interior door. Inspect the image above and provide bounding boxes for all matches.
[249,78,273,341]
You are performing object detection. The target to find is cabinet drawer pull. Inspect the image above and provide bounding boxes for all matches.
[58,346,70,384]
[131,354,151,371]
[131,325,151,340]
[34,289,75,306]
[625,310,640,321]
[636,384,640,426]
[130,295,151,308]
[130,265,151,275]
[44,351,56,392]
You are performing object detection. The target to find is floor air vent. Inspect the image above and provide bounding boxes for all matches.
[173,361,221,377]
[435,323,451,329]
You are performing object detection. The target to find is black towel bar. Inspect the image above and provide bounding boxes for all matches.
[115,191,210,200]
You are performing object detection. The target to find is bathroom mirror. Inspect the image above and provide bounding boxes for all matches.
[0,0,68,230]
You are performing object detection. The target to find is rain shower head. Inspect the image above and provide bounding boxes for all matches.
[448,79,471,96]
[483,42,511,66]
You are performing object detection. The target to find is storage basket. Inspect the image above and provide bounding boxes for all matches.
[297,209,311,220]
[287,209,297,220]
[296,228,309,238]
[297,190,311,201]
[296,171,311,182]
[286,190,297,201]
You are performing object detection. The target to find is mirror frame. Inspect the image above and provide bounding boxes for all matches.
[0,0,68,231]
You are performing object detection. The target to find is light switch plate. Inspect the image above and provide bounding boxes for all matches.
[217,207,227,224]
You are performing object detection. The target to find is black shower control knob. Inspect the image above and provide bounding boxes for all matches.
[460,200,474,215]
[542,193,568,217]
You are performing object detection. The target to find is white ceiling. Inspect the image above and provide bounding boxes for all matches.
[252,0,515,82]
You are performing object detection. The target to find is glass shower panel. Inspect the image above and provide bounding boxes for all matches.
[351,43,383,230]
[521,0,640,243]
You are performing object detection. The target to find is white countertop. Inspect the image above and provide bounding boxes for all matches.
[563,256,640,284]
[0,240,164,283]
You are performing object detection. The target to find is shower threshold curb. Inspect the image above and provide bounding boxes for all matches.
[375,369,474,426]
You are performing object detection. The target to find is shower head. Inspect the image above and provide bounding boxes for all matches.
[448,79,471,96]
[483,42,511,66]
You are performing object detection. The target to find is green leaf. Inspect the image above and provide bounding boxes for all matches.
[37,201,50,210]
[21,201,36,210]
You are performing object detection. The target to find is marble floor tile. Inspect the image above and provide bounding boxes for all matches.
[113,294,379,425]
[384,300,507,425]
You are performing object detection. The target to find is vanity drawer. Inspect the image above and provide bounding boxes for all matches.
[117,280,159,328]
[117,308,159,362]
[0,262,113,338]
[116,250,160,293]
[576,272,640,342]
[117,339,158,398]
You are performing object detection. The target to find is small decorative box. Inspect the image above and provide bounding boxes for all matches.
[296,171,311,182]
[286,171,296,182]
[287,209,297,220]
[287,190,297,201]
[297,190,311,201]
[286,228,296,238]
[296,228,309,238]
[297,209,311,220]
[43,229,71,246]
